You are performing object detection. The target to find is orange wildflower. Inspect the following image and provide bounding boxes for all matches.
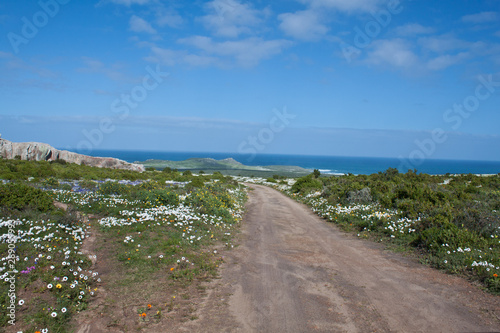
[141,312,147,317]
[147,304,152,309]
[494,273,498,278]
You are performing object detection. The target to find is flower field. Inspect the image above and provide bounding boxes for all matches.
[0,160,247,332]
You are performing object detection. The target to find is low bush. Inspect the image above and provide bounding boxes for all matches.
[99,181,130,195]
[133,189,180,207]
[291,174,322,193]
[188,177,205,188]
[0,183,54,212]
[186,185,235,219]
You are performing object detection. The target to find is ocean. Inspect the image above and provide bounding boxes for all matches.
[79,150,500,176]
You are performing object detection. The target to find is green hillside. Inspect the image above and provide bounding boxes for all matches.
[138,158,311,177]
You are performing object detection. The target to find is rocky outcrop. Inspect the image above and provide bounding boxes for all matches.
[0,138,145,172]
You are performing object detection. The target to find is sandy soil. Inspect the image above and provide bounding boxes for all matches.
[176,184,500,333]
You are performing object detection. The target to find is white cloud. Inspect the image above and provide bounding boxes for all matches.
[107,0,151,6]
[200,0,268,38]
[366,39,418,68]
[146,47,183,66]
[462,11,498,23]
[417,35,498,70]
[394,23,434,36]
[146,46,219,67]
[361,32,498,72]
[418,35,469,53]
[0,52,63,91]
[298,0,383,12]
[278,10,328,41]
[129,15,157,34]
[364,37,474,72]
[183,53,221,67]
[147,36,292,68]
[156,9,183,28]
[278,0,385,42]
[426,52,470,71]
[178,36,293,67]
[78,57,129,81]
[1,52,56,78]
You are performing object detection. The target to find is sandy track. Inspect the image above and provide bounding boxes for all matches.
[179,184,499,333]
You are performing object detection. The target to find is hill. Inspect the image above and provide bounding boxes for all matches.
[138,157,311,177]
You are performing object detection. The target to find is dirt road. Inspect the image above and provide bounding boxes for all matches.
[178,184,499,333]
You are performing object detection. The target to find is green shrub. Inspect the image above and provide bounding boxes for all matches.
[50,158,67,165]
[186,185,234,219]
[79,179,97,189]
[452,203,500,238]
[133,189,179,207]
[163,167,176,173]
[137,181,161,191]
[291,175,322,193]
[60,183,72,191]
[212,171,225,179]
[189,177,205,188]
[99,181,130,195]
[313,169,321,178]
[0,183,54,212]
[412,215,487,251]
[42,177,59,188]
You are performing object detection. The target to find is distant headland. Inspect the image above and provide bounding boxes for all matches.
[138,157,311,177]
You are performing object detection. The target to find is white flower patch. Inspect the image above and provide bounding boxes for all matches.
[124,236,134,243]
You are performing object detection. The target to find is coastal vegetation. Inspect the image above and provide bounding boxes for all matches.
[1,157,499,331]
[241,169,500,294]
[0,159,247,332]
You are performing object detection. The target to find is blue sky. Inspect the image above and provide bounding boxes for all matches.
[1,0,500,163]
